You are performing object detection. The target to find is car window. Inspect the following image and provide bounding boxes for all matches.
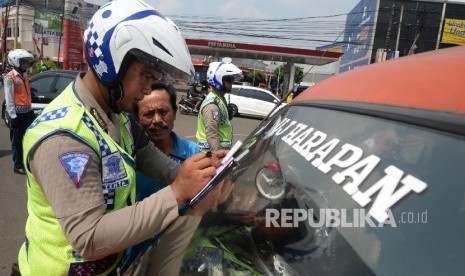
[187,105,465,275]
[240,88,260,99]
[254,91,276,103]
[30,76,55,93]
[235,88,247,97]
[231,87,240,95]
[55,76,74,94]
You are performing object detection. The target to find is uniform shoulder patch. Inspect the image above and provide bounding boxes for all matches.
[59,152,92,188]
[211,110,219,119]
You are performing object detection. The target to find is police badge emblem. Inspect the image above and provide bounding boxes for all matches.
[102,152,127,184]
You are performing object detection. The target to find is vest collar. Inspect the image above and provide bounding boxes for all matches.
[74,73,121,143]
[11,69,26,79]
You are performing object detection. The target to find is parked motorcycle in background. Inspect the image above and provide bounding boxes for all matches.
[178,95,203,115]
[178,81,207,115]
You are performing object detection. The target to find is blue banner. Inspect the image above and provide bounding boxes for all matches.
[340,0,379,73]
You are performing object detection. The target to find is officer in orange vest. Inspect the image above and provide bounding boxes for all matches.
[3,49,35,174]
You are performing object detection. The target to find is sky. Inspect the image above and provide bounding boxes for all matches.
[144,0,360,20]
[84,0,362,49]
[85,0,360,19]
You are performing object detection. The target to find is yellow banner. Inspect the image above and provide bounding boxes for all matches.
[442,18,465,46]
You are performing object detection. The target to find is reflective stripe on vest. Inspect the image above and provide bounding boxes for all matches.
[196,92,232,150]
[19,82,136,275]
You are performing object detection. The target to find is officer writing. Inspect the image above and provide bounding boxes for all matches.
[17,1,230,275]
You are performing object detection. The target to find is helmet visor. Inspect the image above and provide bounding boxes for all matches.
[130,49,194,84]
[19,58,34,70]
[223,73,243,84]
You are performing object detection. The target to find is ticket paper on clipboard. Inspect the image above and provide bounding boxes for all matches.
[188,157,235,207]
[188,141,243,208]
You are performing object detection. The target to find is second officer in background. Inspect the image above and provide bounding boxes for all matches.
[196,59,242,152]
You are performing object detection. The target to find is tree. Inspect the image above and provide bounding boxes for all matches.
[273,65,285,84]
[242,70,265,86]
[294,66,304,84]
[273,64,304,84]
[32,56,57,73]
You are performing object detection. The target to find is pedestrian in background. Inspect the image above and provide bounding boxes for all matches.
[122,82,202,268]
[196,59,243,152]
[187,82,204,112]
[3,49,35,175]
[135,81,201,201]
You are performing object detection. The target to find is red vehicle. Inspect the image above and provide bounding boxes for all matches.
[182,46,465,275]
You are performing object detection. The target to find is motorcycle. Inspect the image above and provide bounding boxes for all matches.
[178,95,199,115]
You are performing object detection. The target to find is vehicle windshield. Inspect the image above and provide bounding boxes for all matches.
[183,103,465,275]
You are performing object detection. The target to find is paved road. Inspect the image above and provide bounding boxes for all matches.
[0,87,261,275]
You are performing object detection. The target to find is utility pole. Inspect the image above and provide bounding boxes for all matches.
[2,1,10,70]
[408,33,420,55]
[408,2,421,55]
[252,62,255,87]
[276,66,281,94]
[384,4,395,52]
[436,0,447,49]
[395,5,404,53]
[13,0,18,49]
[57,1,64,68]
[39,23,43,63]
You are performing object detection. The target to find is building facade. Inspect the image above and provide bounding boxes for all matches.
[1,0,99,69]
[340,0,465,73]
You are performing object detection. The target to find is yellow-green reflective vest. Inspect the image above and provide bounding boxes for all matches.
[18,82,136,275]
[196,92,232,151]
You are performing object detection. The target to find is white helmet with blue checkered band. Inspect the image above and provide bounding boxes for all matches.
[207,58,243,91]
[83,0,194,87]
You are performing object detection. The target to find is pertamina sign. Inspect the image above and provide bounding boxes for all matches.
[208,41,236,49]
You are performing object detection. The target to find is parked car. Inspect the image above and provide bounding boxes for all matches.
[226,85,285,118]
[286,81,315,103]
[181,46,465,275]
[29,69,79,114]
[293,81,314,98]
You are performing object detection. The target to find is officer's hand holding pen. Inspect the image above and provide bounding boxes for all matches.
[185,150,233,216]
[171,152,216,207]
[208,150,229,169]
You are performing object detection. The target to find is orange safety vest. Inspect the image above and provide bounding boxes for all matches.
[6,70,31,113]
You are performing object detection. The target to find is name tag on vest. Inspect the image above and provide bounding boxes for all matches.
[102,152,128,188]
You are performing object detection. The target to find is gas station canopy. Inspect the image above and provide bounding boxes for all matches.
[185,38,343,66]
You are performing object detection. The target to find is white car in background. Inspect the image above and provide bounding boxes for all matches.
[226,85,285,118]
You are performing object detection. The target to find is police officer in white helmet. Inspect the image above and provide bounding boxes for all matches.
[3,49,35,175]
[196,58,243,152]
[17,1,231,275]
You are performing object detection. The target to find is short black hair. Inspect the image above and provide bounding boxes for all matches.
[151,81,178,113]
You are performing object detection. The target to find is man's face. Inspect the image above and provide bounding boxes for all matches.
[118,61,160,113]
[222,74,239,93]
[223,78,233,92]
[19,59,32,72]
[137,89,175,144]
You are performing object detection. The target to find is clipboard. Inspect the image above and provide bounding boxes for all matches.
[188,156,235,208]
